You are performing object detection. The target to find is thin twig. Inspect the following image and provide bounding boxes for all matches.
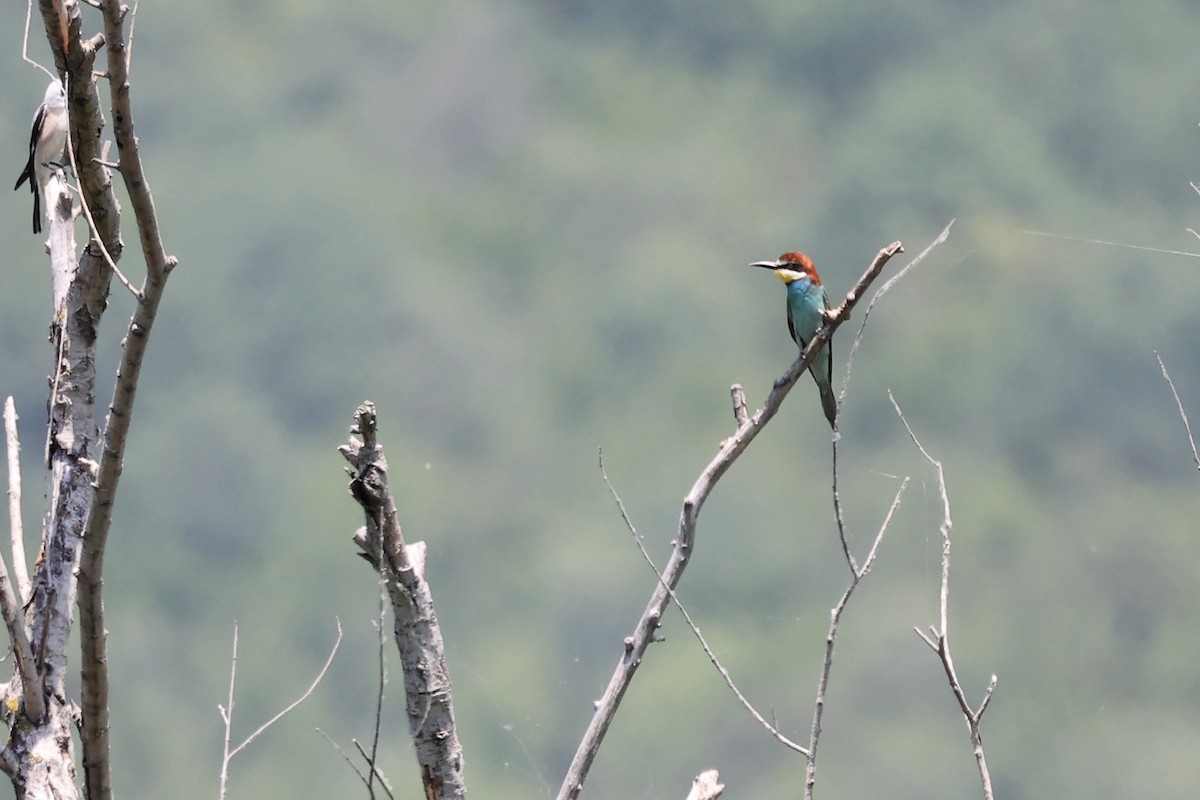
[366,583,389,798]
[803,479,908,800]
[219,620,344,800]
[829,434,858,574]
[18,0,58,81]
[598,449,808,754]
[217,622,240,800]
[1155,352,1200,470]
[316,728,371,788]
[353,740,397,799]
[59,73,137,298]
[227,620,343,760]
[126,0,139,71]
[838,220,955,409]
[890,392,995,800]
[315,728,399,800]
[64,114,139,299]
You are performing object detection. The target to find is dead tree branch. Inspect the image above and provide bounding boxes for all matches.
[76,0,179,794]
[0,401,42,723]
[684,769,725,800]
[3,1,178,797]
[339,402,467,800]
[3,399,30,605]
[599,448,808,754]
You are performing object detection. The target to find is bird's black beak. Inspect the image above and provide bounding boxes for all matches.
[749,260,780,270]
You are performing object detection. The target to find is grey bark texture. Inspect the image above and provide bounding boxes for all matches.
[340,403,469,800]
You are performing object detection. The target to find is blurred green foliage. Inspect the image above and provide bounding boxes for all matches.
[2,0,1200,797]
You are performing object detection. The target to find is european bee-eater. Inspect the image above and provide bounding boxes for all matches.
[751,251,837,428]
[14,79,67,235]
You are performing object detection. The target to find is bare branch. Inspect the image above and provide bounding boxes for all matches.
[730,385,749,427]
[217,623,240,800]
[365,587,389,798]
[838,220,955,409]
[353,739,397,800]
[316,728,371,789]
[64,123,138,299]
[556,239,916,800]
[317,726,398,800]
[3,399,30,604]
[1155,352,1200,470]
[598,450,808,754]
[829,433,858,574]
[76,3,181,797]
[890,392,996,800]
[0,404,42,722]
[219,619,343,800]
[804,478,908,800]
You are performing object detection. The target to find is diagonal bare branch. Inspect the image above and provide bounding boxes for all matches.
[598,449,809,755]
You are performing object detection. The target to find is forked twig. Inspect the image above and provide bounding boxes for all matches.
[890,392,995,800]
[803,478,907,800]
[218,620,343,800]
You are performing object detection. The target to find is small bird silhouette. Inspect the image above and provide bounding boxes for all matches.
[14,80,67,235]
[751,251,837,428]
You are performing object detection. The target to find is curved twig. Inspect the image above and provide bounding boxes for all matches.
[891,392,996,800]
[1155,352,1200,470]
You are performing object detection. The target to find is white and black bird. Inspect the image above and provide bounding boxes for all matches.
[14,79,67,234]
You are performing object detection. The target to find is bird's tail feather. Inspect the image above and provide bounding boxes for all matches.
[820,386,837,429]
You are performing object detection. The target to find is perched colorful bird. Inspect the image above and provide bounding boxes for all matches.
[751,251,837,427]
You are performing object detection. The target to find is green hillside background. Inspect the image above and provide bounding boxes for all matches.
[3,1,1200,797]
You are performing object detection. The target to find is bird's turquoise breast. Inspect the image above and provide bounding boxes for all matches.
[786,278,826,341]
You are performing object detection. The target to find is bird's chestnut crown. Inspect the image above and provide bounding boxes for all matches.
[776,252,820,284]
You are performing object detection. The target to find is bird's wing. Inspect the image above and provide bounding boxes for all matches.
[786,301,802,347]
[13,105,45,191]
[820,288,833,367]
